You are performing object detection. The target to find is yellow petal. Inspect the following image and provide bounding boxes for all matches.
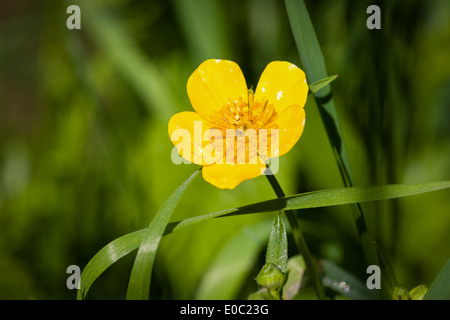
[168,111,225,166]
[202,162,266,189]
[254,61,308,115]
[187,59,248,123]
[259,105,305,158]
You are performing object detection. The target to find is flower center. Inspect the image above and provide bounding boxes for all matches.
[215,90,278,131]
[206,90,280,165]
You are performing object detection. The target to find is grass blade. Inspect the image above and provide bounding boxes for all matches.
[168,181,450,235]
[284,0,387,298]
[126,170,200,300]
[424,258,450,300]
[77,229,146,300]
[78,180,449,299]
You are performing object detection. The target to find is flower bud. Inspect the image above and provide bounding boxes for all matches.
[247,288,275,300]
[409,284,428,300]
[392,287,409,300]
[256,263,286,290]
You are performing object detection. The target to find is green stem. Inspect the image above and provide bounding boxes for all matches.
[265,167,326,300]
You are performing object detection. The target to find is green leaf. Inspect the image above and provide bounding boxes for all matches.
[266,215,288,273]
[126,170,200,300]
[309,74,339,94]
[77,229,146,300]
[424,258,450,300]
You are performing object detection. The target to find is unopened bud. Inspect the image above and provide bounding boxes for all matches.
[256,263,286,290]
[409,284,428,300]
[392,287,409,300]
[247,288,275,300]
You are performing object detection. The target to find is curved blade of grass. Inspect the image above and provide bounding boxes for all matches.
[424,258,450,300]
[284,0,387,298]
[126,169,200,300]
[77,229,146,300]
[78,180,449,299]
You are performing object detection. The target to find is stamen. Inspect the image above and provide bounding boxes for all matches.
[213,93,278,164]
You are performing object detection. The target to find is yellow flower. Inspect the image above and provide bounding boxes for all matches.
[168,59,308,189]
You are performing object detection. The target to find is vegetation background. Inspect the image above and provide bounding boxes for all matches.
[0,0,449,299]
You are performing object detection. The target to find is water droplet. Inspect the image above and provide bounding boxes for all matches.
[339,281,350,293]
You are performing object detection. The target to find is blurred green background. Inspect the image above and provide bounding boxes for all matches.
[0,0,449,299]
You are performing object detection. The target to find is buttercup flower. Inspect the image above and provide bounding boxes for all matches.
[169,59,308,189]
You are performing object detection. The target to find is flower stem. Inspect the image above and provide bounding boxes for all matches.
[265,167,326,300]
